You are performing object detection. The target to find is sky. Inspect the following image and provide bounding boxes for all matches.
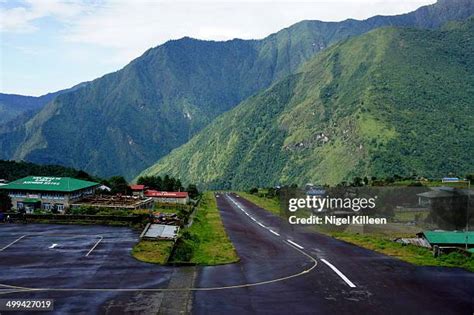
[0,0,436,96]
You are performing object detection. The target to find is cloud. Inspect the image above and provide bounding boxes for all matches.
[1,0,436,95]
[0,0,92,33]
[61,0,435,65]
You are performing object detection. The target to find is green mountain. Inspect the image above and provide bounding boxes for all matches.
[0,84,87,126]
[1,0,473,180]
[140,18,474,189]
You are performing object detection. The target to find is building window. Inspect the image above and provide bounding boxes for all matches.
[56,204,64,212]
[17,202,24,209]
[43,203,51,210]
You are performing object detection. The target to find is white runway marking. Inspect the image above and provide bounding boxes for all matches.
[320,259,356,288]
[269,230,280,236]
[227,194,358,290]
[287,240,304,249]
[86,237,103,257]
[0,235,26,252]
[49,244,58,249]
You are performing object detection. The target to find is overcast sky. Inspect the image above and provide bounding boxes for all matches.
[0,0,435,96]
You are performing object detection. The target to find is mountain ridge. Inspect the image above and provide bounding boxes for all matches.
[1,0,473,179]
[139,17,474,188]
[0,82,88,125]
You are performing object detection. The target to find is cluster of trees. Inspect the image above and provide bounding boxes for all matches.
[137,175,183,192]
[338,173,474,188]
[137,175,199,198]
[0,160,98,182]
[100,176,131,195]
[0,191,12,212]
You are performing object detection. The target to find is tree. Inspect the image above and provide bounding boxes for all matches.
[76,170,93,181]
[249,187,258,194]
[137,175,165,190]
[352,177,363,187]
[186,184,199,199]
[108,176,131,195]
[175,179,184,191]
[466,174,474,183]
[0,191,12,212]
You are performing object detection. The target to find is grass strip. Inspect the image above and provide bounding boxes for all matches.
[238,192,474,272]
[171,191,239,265]
[238,191,281,215]
[132,240,174,264]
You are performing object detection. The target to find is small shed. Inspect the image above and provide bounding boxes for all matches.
[418,231,474,249]
[142,224,179,240]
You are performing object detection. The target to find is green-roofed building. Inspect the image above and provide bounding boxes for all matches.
[0,176,99,213]
[418,231,474,251]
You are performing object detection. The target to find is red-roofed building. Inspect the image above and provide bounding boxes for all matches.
[145,190,189,204]
[130,184,145,197]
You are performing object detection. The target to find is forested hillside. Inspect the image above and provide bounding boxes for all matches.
[1,0,472,179]
[140,18,474,189]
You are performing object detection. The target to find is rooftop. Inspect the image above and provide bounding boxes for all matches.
[422,231,474,246]
[145,190,189,198]
[417,187,474,199]
[130,184,145,191]
[143,224,179,240]
[0,176,99,192]
[71,195,153,208]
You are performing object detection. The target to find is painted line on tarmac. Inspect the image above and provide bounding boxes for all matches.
[287,240,304,250]
[228,194,359,290]
[86,236,103,257]
[269,229,280,236]
[0,235,26,252]
[320,259,356,288]
[230,196,282,238]
[0,244,318,293]
[0,195,327,294]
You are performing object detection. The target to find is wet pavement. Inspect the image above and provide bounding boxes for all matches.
[0,194,473,314]
[192,193,474,315]
[0,224,175,314]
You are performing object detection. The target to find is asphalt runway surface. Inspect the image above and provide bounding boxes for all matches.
[0,224,176,314]
[0,194,472,314]
[193,193,474,314]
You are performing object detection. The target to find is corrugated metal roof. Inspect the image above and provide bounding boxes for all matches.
[144,224,179,239]
[0,176,98,192]
[130,184,145,190]
[417,190,455,198]
[423,231,474,245]
[417,187,474,199]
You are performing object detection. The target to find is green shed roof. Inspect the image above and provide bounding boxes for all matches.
[423,231,474,245]
[0,176,98,193]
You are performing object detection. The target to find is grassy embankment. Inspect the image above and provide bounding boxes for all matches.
[239,190,474,272]
[170,192,239,265]
[132,192,239,265]
[238,191,281,215]
[132,240,175,264]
